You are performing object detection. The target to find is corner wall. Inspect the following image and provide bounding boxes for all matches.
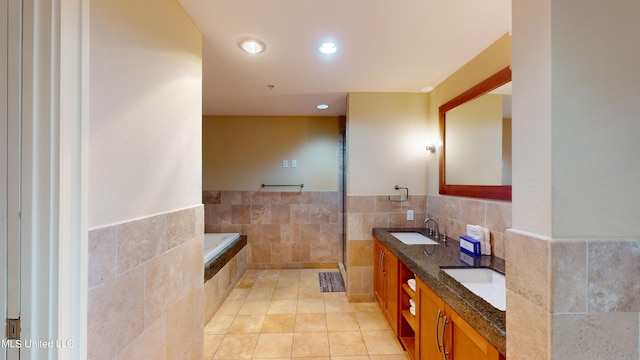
[346,195,428,301]
[508,0,640,358]
[345,92,429,301]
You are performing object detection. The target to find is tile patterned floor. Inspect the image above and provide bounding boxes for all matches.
[204,269,409,360]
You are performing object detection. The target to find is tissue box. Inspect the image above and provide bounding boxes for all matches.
[460,251,482,266]
[459,235,481,256]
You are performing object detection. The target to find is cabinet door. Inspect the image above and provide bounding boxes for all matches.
[417,278,446,360]
[373,239,400,335]
[383,248,399,334]
[373,240,384,305]
[447,306,500,360]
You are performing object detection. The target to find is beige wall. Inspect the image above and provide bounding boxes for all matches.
[89,0,202,228]
[422,34,512,261]
[502,117,512,185]
[345,38,511,301]
[345,92,430,301]
[203,116,339,191]
[87,1,204,359]
[508,0,640,358]
[511,0,552,236]
[426,32,512,196]
[347,92,430,196]
[550,0,640,238]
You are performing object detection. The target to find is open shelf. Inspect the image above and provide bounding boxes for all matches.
[400,336,416,360]
[402,310,417,331]
[402,283,416,298]
[398,263,417,359]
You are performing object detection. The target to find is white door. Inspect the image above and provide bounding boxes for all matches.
[2,0,22,358]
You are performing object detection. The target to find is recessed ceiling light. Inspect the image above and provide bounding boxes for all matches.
[318,42,338,55]
[316,104,329,110]
[239,38,266,54]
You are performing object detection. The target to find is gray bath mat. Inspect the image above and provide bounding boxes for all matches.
[318,272,345,292]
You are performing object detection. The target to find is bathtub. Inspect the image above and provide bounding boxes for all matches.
[203,232,248,324]
[204,232,241,265]
[203,232,247,283]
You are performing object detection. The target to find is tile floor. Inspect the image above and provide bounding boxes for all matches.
[204,268,409,360]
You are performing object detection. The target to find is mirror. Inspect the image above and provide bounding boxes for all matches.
[439,67,512,201]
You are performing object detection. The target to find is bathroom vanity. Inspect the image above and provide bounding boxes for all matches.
[373,228,506,360]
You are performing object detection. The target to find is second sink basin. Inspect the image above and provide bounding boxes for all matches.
[390,232,440,245]
[442,268,506,311]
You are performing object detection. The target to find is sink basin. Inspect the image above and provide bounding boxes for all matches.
[390,232,440,245]
[443,268,506,311]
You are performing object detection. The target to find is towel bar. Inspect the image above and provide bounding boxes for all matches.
[260,184,304,192]
[387,185,409,202]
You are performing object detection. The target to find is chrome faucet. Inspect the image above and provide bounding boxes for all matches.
[424,218,440,242]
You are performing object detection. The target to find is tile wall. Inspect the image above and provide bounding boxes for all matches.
[88,205,204,360]
[345,194,510,302]
[346,195,428,302]
[506,231,640,359]
[203,190,511,304]
[203,191,340,269]
[426,195,512,259]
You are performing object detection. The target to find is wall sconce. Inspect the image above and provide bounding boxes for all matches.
[426,144,436,153]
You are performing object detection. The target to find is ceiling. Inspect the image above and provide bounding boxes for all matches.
[177,0,512,117]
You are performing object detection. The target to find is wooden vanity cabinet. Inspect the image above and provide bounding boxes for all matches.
[374,239,399,334]
[398,263,418,359]
[417,278,446,360]
[448,309,503,360]
[417,278,503,360]
[373,237,504,360]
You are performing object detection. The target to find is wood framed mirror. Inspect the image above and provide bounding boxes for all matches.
[439,67,512,201]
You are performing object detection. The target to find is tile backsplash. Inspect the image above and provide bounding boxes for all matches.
[345,194,510,302]
[426,195,511,259]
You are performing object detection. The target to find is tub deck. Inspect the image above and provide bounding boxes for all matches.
[204,234,247,282]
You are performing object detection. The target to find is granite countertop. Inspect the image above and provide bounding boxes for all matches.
[373,228,506,355]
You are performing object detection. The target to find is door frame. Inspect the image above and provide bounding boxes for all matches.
[2,0,12,355]
[3,0,23,358]
[17,0,89,358]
